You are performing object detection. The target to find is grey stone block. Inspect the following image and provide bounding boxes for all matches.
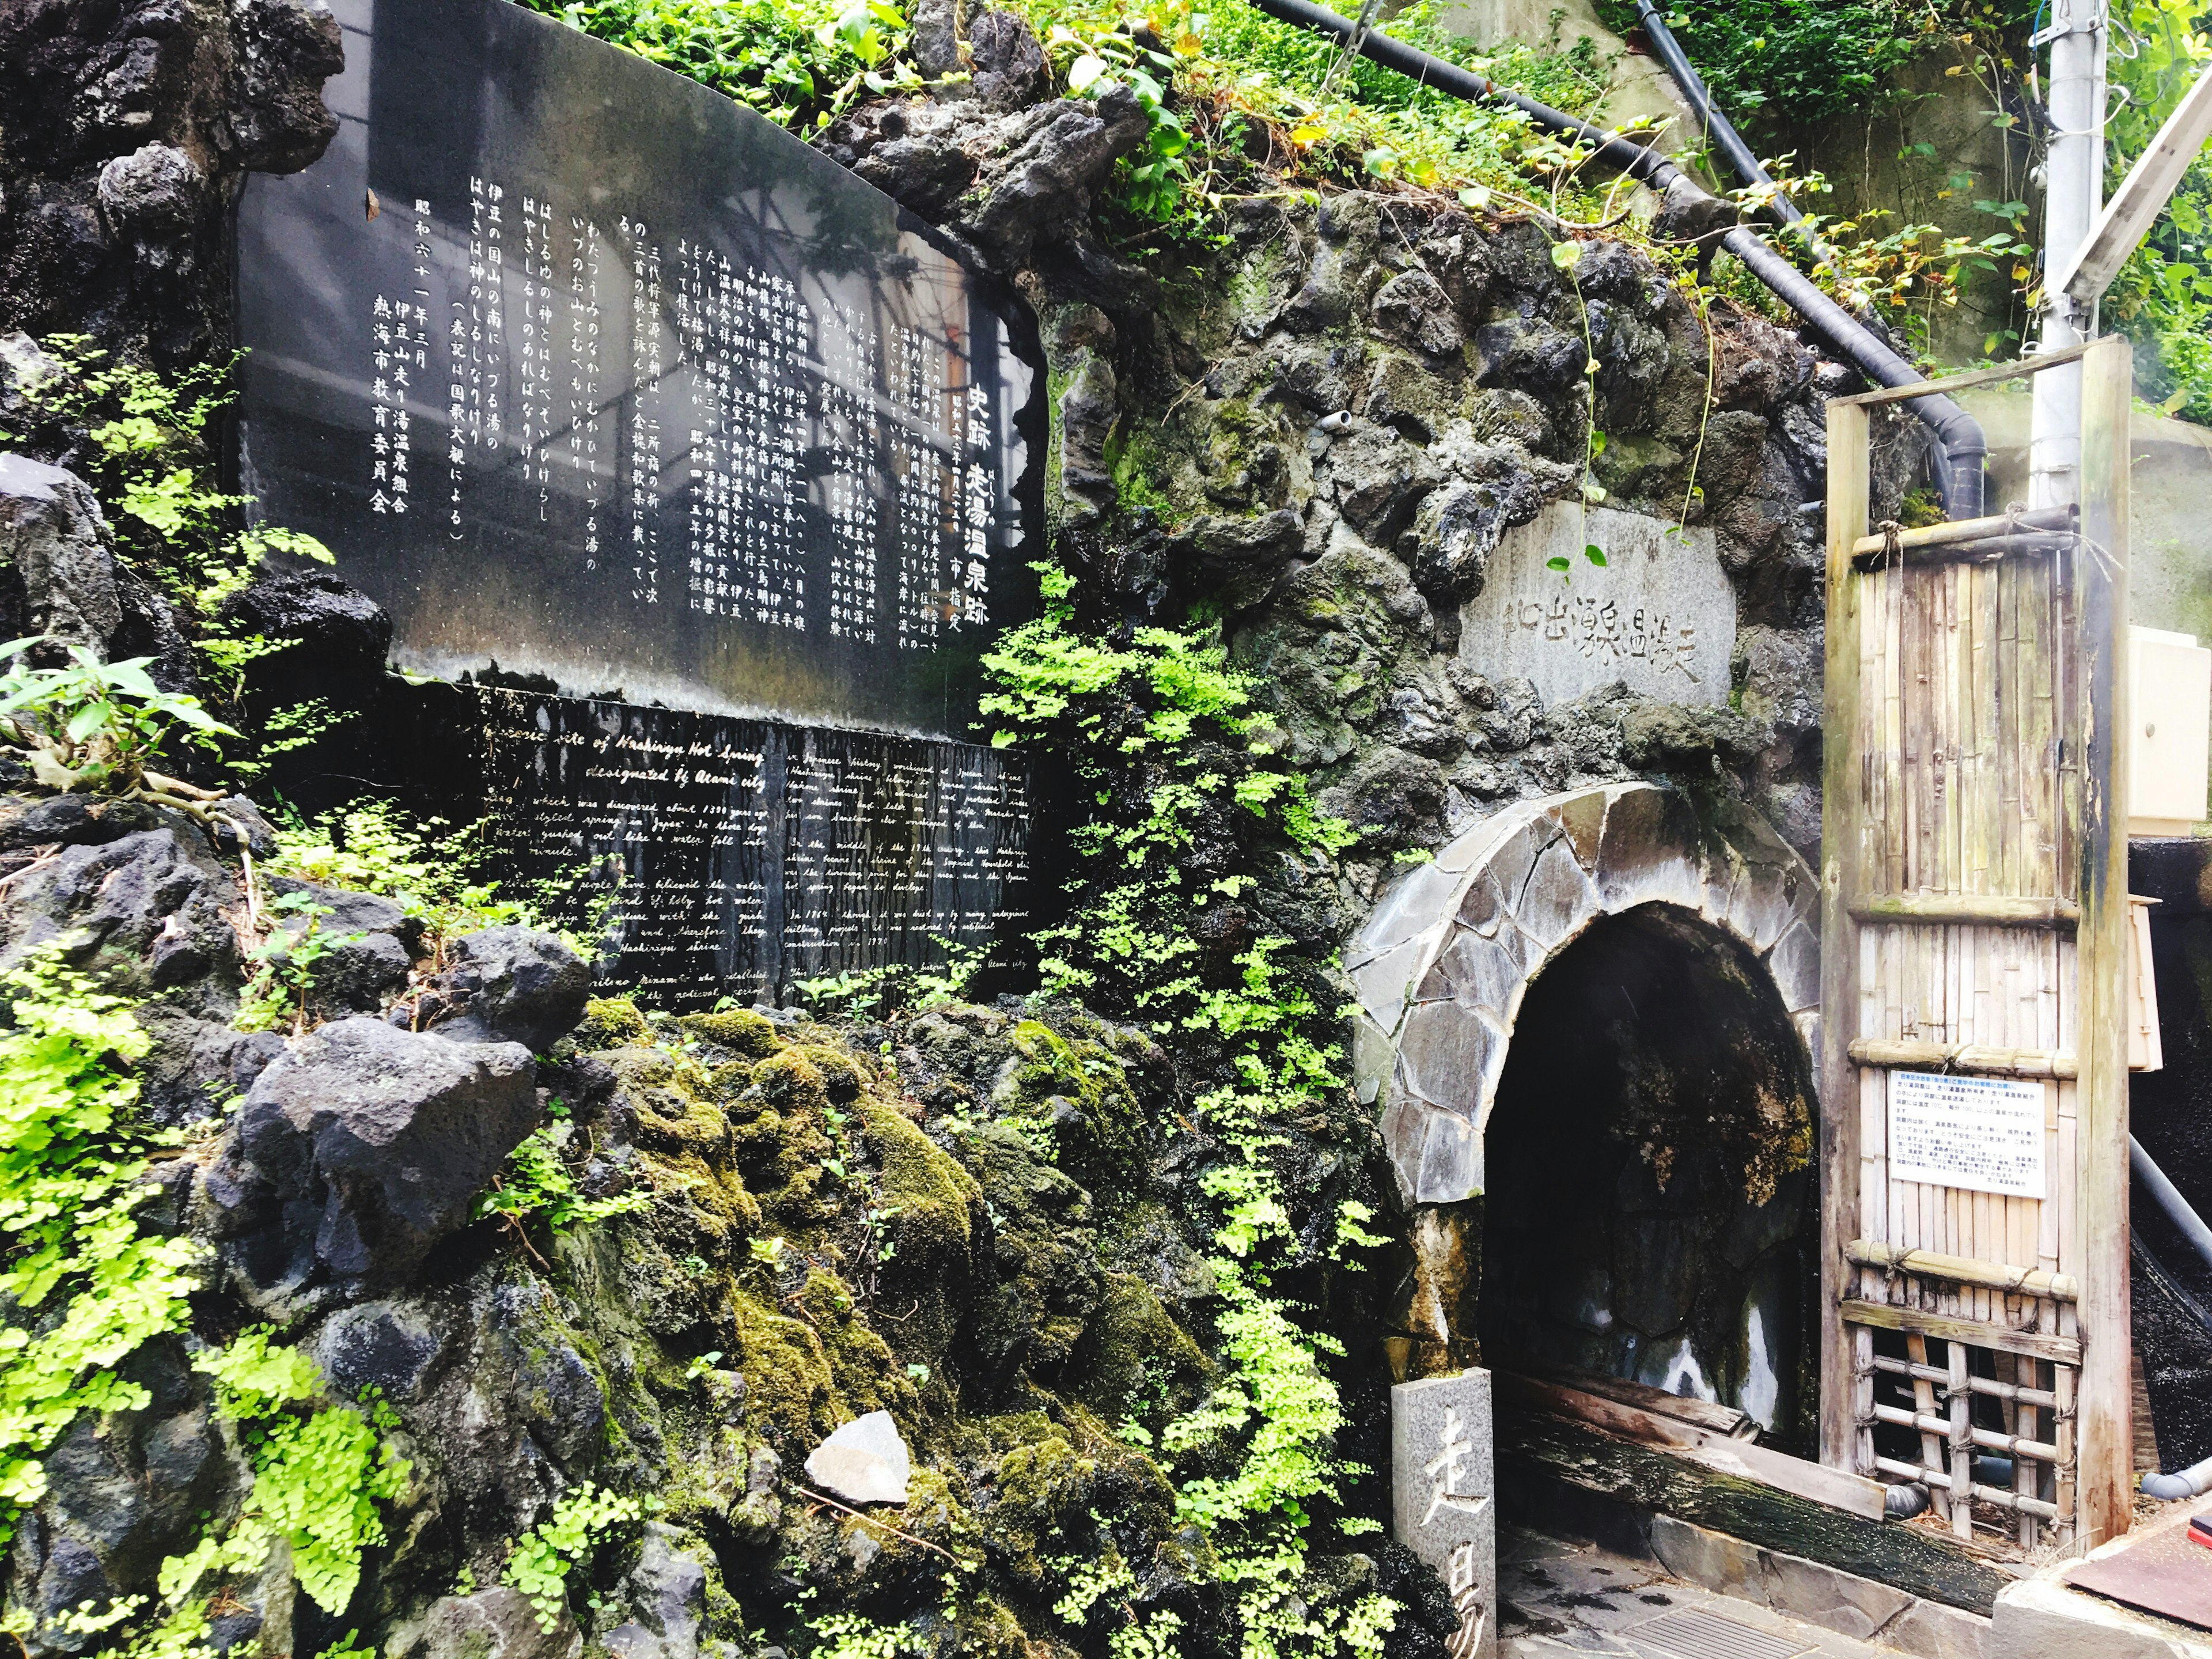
[1393,1368,1497,1659]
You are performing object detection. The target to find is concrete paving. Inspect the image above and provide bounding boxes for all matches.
[1498,1527,1925,1659]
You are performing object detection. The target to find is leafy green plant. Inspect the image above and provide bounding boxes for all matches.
[0,638,236,806]
[2105,0,2212,422]
[0,943,202,1543]
[474,1098,651,1256]
[794,936,987,1020]
[271,797,620,965]
[7,337,343,775]
[175,1328,411,1616]
[524,0,923,128]
[505,1482,648,1632]
[233,891,370,1035]
[981,573,1396,1657]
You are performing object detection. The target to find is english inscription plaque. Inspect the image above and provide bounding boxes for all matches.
[233,0,1043,1001]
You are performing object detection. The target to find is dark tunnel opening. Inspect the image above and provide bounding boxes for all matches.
[1481,903,1823,1456]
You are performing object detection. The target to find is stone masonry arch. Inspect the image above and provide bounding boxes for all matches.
[1347,781,1821,1208]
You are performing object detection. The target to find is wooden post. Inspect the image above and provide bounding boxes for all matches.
[2073,334,2134,1546]
[1821,399,1873,1473]
[1948,1340,1975,1537]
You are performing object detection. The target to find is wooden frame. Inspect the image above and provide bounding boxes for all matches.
[1817,337,2134,1548]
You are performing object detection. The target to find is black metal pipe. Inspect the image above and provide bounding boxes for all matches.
[1630,0,1805,233]
[1247,0,1987,517]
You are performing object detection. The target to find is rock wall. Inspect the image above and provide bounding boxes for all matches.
[0,0,343,363]
[832,55,1925,888]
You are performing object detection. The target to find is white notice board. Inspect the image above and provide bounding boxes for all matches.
[1887,1070,2048,1199]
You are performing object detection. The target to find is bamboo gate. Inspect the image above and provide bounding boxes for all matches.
[1819,338,2134,1551]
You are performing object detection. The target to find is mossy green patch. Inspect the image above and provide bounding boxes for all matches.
[680,1007,783,1058]
[571,995,650,1051]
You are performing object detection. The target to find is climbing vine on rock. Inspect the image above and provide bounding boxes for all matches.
[0,943,200,1540]
[982,571,1396,1657]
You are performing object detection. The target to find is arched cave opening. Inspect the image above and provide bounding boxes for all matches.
[1480,903,1823,1455]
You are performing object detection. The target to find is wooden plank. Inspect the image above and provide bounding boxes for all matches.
[1844,1240,2081,1301]
[1849,532,2075,571]
[1494,1409,2022,1616]
[1503,1365,1758,1438]
[1847,1037,2078,1080]
[1831,339,2100,407]
[1493,1373,1889,1519]
[1852,893,2080,928]
[1840,1297,2082,1365]
[1820,397,1873,1472]
[2074,334,2135,1548]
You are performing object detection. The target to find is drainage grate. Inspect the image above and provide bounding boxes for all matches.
[1629,1607,1816,1659]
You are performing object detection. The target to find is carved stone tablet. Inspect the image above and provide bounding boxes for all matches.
[232,0,1044,1002]
[1456,504,1733,709]
[234,0,1041,738]
[1393,1368,1497,1659]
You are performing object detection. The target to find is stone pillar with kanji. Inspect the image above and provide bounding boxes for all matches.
[1391,1367,1496,1659]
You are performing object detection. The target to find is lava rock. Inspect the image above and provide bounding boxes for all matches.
[1168,507,1304,609]
[0,453,122,651]
[218,565,393,683]
[603,1524,710,1659]
[852,126,978,221]
[95,143,200,236]
[804,1411,911,1505]
[0,792,161,854]
[393,1588,582,1659]
[1370,267,1462,358]
[1327,425,1438,543]
[217,1017,540,1294]
[227,0,349,173]
[1403,455,1547,605]
[263,875,424,1016]
[415,926,592,1052]
[0,826,230,984]
[959,90,1150,268]
[968,9,1048,110]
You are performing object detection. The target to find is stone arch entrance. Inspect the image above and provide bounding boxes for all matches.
[1347,783,1821,1383]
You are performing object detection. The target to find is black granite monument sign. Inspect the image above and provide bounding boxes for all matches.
[233,0,1041,1005]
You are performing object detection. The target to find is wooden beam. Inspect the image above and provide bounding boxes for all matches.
[1847,1039,2080,1080]
[2054,64,2212,302]
[1494,1372,1888,1519]
[1851,893,2081,928]
[1495,1408,2021,1615]
[1830,339,2099,408]
[1846,1239,2082,1301]
[1850,506,2074,557]
[2075,333,2136,1548]
[1850,532,2077,572]
[1819,397,1872,1474]
[1841,1297,2083,1365]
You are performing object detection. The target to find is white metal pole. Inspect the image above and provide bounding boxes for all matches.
[2028,0,2111,510]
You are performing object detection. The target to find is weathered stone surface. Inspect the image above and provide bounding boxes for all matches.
[213,1017,539,1296]
[393,1588,584,1659]
[416,925,592,1052]
[1371,267,1461,358]
[968,9,1048,110]
[1403,461,1547,604]
[1392,1368,1496,1659]
[804,1410,912,1506]
[1991,1576,2211,1659]
[1456,503,1734,709]
[0,453,122,650]
[957,92,1150,268]
[603,1523,710,1659]
[96,143,200,234]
